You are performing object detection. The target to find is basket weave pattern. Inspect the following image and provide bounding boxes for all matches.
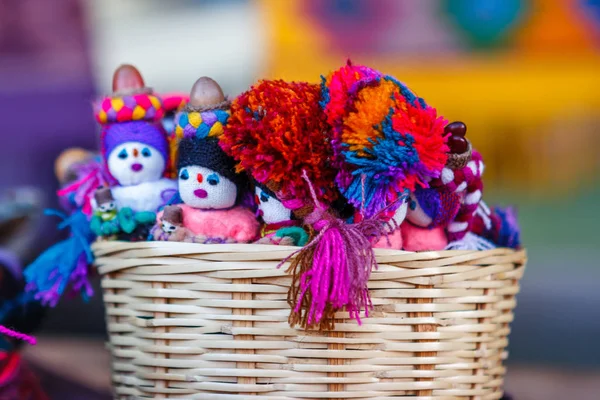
[94,241,526,399]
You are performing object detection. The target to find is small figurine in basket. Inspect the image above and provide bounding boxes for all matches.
[321,62,450,250]
[149,205,192,242]
[89,187,119,239]
[95,64,177,214]
[157,77,260,244]
[90,186,157,241]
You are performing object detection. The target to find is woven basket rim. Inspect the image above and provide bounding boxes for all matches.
[93,240,526,276]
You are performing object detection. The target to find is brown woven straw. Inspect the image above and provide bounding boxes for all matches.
[93,241,526,399]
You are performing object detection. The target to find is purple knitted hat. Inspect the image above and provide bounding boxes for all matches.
[102,121,169,162]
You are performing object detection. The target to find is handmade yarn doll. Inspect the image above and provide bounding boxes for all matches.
[222,79,380,329]
[158,77,259,244]
[320,62,449,251]
[150,205,192,242]
[253,182,309,246]
[90,186,158,241]
[89,187,119,239]
[405,121,485,250]
[95,64,177,213]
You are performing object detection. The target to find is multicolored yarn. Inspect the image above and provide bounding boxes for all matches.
[280,172,385,330]
[24,210,95,307]
[0,326,36,346]
[432,150,484,241]
[221,79,338,215]
[412,187,462,228]
[95,89,172,186]
[174,108,230,141]
[321,62,449,219]
[472,203,521,249]
[160,93,189,118]
[56,154,111,216]
[159,92,189,178]
[94,93,163,124]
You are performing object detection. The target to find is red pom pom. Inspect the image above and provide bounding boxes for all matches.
[221,80,338,208]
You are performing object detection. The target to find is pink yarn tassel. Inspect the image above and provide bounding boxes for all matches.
[0,325,37,346]
[280,171,384,330]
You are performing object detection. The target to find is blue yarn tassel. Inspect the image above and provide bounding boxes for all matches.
[23,210,95,307]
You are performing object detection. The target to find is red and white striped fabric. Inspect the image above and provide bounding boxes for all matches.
[433,150,484,241]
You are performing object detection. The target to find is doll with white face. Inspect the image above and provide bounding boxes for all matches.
[169,136,259,243]
[253,183,308,246]
[90,187,120,239]
[97,65,177,213]
[155,77,260,244]
[150,205,191,242]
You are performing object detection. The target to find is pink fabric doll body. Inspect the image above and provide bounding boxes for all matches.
[151,205,193,242]
[157,204,259,244]
[167,77,260,244]
[404,188,456,251]
[401,222,448,251]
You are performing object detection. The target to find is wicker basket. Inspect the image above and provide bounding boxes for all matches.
[93,241,526,400]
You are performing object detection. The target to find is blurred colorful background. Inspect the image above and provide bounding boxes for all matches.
[1,0,599,398]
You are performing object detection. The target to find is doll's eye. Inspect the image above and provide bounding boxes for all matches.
[207,173,220,186]
[141,147,151,157]
[118,149,128,159]
[260,191,269,203]
[179,169,189,180]
[409,199,417,210]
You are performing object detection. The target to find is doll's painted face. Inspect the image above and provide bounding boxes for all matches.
[107,141,166,187]
[97,201,116,213]
[178,165,237,209]
[255,186,292,224]
[161,220,178,233]
[406,193,433,227]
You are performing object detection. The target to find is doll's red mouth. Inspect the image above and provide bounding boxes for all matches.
[131,163,143,172]
[194,189,208,198]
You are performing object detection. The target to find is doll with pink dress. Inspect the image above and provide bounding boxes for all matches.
[155,77,260,244]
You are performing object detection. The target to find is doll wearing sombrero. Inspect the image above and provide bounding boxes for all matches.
[155,77,260,244]
[95,65,177,214]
